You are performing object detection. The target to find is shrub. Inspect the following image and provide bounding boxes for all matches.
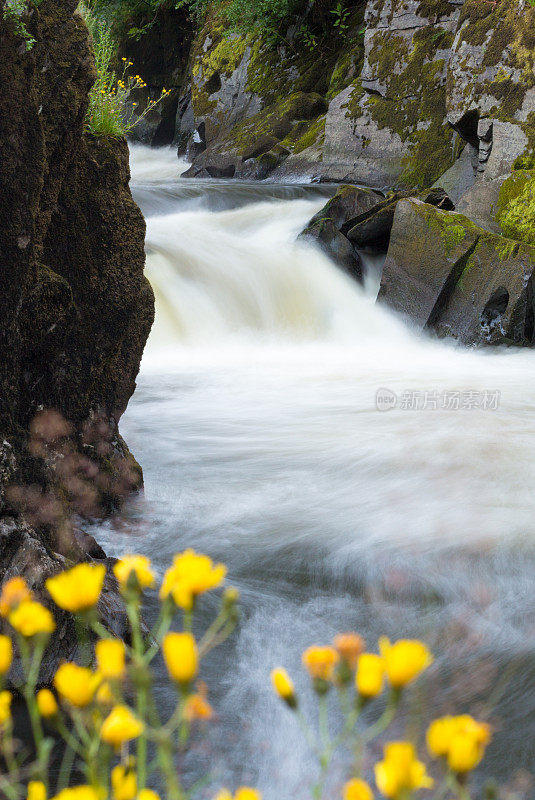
[80,3,171,137]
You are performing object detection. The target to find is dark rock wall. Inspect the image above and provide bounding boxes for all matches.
[0,0,153,490]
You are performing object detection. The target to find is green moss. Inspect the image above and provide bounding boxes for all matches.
[496,169,535,245]
[287,114,326,154]
[441,223,467,254]
[361,25,456,189]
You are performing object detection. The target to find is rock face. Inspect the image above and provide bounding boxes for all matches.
[378,199,535,346]
[0,0,153,670]
[160,0,534,193]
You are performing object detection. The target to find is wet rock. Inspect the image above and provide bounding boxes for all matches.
[433,145,479,206]
[298,219,362,280]
[306,185,384,231]
[378,199,535,345]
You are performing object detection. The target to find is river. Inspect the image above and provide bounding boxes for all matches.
[94,144,535,799]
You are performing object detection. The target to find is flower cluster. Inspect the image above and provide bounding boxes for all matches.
[0,549,246,800]
[272,632,492,799]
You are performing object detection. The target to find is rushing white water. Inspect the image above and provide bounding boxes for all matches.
[96,145,535,799]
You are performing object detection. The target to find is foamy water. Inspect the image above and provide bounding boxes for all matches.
[95,145,535,798]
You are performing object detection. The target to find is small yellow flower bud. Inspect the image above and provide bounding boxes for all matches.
[27,781,46,800]
[356,653,384,699]
[379,637,433,689]
[54,663,100,708]
[302,646,339,681]
[46,563,105,613]
[0,690,11,725]
[137,792,161,800]
[111,762,137,800]
[37,689,58,718]
[375,742,433,798]
[101,705,144,750]
[0,576,33,616]
[235,789,262,800]
[9,600,55,637]
[163,632,198,685]
[270,667,297,708]
[343,778,374,800]
[95,638,125,679]
[113,555,155,591]
[333,633,365,669]
[0,634,12,674]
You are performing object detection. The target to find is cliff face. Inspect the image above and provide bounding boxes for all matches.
[151,0,534,213]
[0,0,153,651]
[0,0,153,484]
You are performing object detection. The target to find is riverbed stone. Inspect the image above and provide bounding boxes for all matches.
[378,199,535,345]
[298,219,362,280]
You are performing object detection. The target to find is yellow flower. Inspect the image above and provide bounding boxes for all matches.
[137,792,161,800]
[54,663,100,707]
[46,563,106,613]
[302,646,339,681]
[27,782,47,800]
[101,705,144,749]
[0,690,12,725]
[95,638,126,679]
[0,634,12,674]
[235,790,262,800]
[111,763,137,800]
[37,688,58,718]
[343,778,374,800]
[96,680,114,706]
[379,638,433,689]
[9,600,55,637]
[184,682,213,721]
[113,555,155,591]
[159,549,226,610]
[50,788,101,800]
[374,742,433,799]
[356,653,384,699]
[271,667,296,707]
[0,576,33,616]
[213,792,232,800]
[163,632,198,685]
[427,715,491,773]
[334,633,365,669]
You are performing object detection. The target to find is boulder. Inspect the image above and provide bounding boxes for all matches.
[378,199,535,345]
[306,185,384,231]
[298,219,362,280]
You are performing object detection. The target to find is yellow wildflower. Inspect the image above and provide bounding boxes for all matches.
[356,653,384,699]
[0,634,12,674]
[343,778,374,800]
[270,667,296,708]
[213,792,232,800]
[9,600,55,637]
[160,549,226,610]
[184,682,213,721]
[235,790,262,800]
[163,632,198,685]
[427,715,491,773]
[101,705,144,749]
[46,563,105,613]
[112,763,137,800]
[379,638,433,689]
[95,638,125,679]
[113,555,155,591]
[0,690,12,725]
[302,646,339,681]
[334,633,365,669]
[96,680,114,706]
[50,788,101,800]
[27,782,46,800]
[37,688,58,718]
[375,742,433,799]
[137,792,161,800]
[0,576,33,616]
[54,663,100,707]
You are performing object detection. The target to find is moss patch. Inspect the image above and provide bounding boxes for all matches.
[496,169,535,245]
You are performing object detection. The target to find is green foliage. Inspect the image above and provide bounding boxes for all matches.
[2,0,41,50]
[81,3,170,136]
[497,169,535,245]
